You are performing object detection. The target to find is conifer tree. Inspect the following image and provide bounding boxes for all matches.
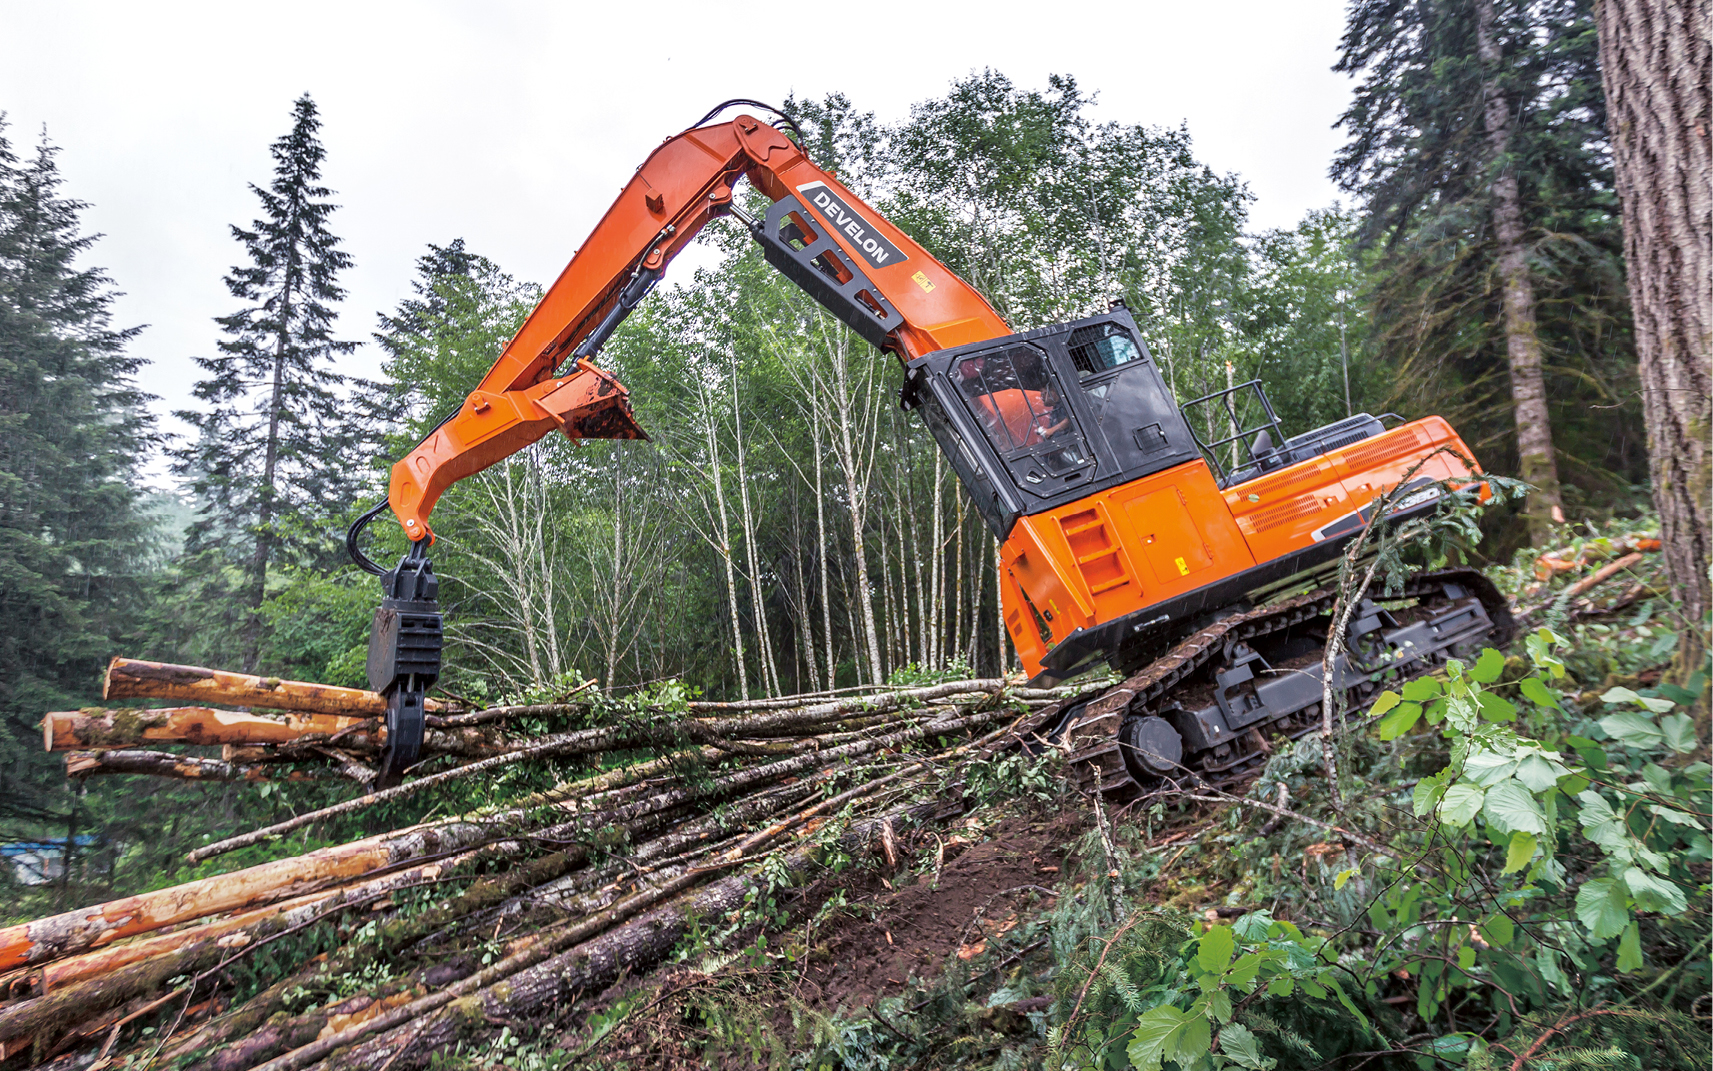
[173,95,367,669]
[1332,0,1637,545]
[374,239,539,441]
[0,117,151,822]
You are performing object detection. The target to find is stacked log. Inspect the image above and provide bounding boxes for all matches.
[2,658,1085,1069]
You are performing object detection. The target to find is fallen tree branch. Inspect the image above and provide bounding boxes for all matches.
[188,699,1010,867]
[1517,551,1647,623]
[1181,789,1391,856]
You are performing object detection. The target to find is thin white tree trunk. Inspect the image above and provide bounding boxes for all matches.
[730,369,781,696]
[929,450,945,668]
[812,387,836,689]
[824,324,884,685]
[790,512,818,694]
[701,378,749,699]
[903,433,927,667]
[951,493,965,667]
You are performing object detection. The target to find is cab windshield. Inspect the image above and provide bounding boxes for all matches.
[954,343,1092,492]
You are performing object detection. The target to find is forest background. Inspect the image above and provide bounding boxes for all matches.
[0,0,1663,911]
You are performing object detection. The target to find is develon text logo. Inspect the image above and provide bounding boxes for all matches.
[795,181,907,271]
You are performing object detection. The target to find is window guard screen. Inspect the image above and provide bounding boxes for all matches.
[1066,322,1143,378]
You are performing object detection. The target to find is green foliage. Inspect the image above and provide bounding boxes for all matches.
[375,239,542,444]
[964,750,1060,808]
[256,565,374,686]
[1334,0,1645,526]
[1046,910,1380,1070]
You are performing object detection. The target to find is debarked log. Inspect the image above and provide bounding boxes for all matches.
[43,707,367,750]
[0,854,474,1053]
[64,750,333,782]
[103,658,451,717]
[43,706,517,760]
[0,749,723,972]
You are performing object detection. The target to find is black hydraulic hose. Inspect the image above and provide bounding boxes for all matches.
[346,498,392,576]
[688,98,803,145]
[346,396,468,575]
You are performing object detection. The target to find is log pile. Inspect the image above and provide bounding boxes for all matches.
[3,658,1080,1069]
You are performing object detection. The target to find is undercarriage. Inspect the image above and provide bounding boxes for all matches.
[1026,568,1515,797]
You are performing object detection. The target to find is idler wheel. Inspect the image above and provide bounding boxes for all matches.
[1119,715,1183,779]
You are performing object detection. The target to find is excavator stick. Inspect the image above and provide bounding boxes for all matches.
[351,359,647,787]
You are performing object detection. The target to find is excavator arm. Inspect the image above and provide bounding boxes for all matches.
[357,102,1009,787]
[385,105,1010,545]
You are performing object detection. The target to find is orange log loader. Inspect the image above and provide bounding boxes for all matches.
[348,101,1512,791]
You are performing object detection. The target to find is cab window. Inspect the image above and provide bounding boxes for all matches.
[954,344,1092,490]
[1066,322,1142,378]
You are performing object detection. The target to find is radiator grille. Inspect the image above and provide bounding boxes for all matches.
[1248,493,1323,532]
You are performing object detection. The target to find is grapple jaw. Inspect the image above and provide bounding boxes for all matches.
[366,542,442,789]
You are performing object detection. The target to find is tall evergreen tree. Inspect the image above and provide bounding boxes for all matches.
[0,118,152,824]
[1333,0,1638,545]
[172,95,368,669]
[375,239,539,442]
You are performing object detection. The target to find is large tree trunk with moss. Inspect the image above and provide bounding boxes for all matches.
[1595,0,1712,673]
[1474,0,1565,545]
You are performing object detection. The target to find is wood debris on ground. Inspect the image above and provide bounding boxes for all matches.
[1,656,1087,1070]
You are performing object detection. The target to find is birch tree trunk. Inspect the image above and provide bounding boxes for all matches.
[938,452,952,668]
[789,507,819,693]
[1595,0,1712,670]
[578,448,665,688]
[698,376,750,699]
[952,502,967,667]
[454,454,563,690]
[812,386,837,688]
[1474,0,1566,545]
[730,370,781,696]
[823,322,885,684]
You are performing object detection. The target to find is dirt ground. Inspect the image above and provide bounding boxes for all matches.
[790,804,1090,1015]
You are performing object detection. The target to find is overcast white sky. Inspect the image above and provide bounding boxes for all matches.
[1,0,1356,480]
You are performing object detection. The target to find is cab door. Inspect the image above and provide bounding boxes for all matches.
[951,342,1096,502]
[1063,321,1185,477]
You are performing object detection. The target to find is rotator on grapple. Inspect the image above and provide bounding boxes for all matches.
[343,100,1514,791]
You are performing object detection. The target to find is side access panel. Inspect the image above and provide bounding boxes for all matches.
[1000,459,1255,678]
[1223,417,1481,564]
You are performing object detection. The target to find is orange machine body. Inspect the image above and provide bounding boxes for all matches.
[996,417,1481,678]
[381,102,1487,691]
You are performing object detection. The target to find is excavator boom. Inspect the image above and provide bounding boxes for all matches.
[357,103,1012,786]
[385,108,1009,544]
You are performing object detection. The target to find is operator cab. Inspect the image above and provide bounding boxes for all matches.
[904,304,1396,543]
[903,306,1201,539]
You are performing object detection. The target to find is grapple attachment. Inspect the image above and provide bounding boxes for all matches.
[366,543,442,788]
